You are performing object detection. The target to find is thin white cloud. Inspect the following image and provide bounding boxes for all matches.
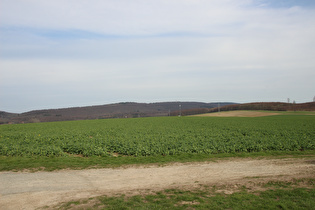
[0,0,315,112]
[1,0,254,35]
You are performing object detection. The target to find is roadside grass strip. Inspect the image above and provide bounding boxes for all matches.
[55,178,315,209]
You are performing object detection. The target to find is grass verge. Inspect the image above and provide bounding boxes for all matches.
[1,150,314,172]
[54,178,315,209]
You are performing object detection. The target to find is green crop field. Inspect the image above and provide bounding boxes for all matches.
[1,115,314,158]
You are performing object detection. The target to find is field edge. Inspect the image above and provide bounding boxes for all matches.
[1,150,314,172]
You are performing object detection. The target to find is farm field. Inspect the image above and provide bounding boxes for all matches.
[0,114,314,158]
[0,113,314,171]
[192,110,315,117]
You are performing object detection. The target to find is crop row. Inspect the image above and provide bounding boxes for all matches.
[0,115,314,157]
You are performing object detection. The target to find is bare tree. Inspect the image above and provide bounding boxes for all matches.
[313,96,315,102]
[287,98,290,103]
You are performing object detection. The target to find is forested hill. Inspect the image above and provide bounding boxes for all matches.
[174,102,315,116]
[0,102,235,124]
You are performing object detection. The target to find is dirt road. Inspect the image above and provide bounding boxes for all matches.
[1,158,314,209]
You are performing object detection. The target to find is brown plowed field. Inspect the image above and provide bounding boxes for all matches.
[193,110,280,117]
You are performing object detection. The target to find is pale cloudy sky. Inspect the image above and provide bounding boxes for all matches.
[1,0,315,113]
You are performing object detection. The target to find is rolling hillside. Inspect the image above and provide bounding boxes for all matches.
[0,102,234,124]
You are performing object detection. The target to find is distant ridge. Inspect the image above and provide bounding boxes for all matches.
[213,102,315,112]
[0,102,235,124]
[2,101,313,124]
[175,102,315,116]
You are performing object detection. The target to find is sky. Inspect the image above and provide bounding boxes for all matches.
[1,0,315,113]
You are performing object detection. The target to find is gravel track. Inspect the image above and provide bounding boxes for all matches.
[1,157,314,209]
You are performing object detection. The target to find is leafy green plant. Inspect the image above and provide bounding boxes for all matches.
[0,115,314,158]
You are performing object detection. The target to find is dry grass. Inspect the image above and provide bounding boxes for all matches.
[192,111,280,117]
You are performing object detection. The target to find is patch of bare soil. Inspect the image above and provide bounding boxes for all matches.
[0,158,314,210]
[193,110,280,117]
